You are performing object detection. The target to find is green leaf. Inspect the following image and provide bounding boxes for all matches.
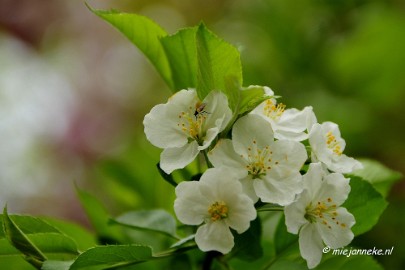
[2,207,47,268]
[229,217,263,262]
[196,23,243,106]
[274,215,298,255]
[42,218,96,252]
[343,176,388,236]
[314,251,383,270]
[76,189,125,244]
[69,245,153,270]
[41,260,73,270]
[238,86,271,116]
[111,210,177,239]
[160,27,198,90]
[1,211,80,270]
[90,8,173,89]
[350,159,402,197]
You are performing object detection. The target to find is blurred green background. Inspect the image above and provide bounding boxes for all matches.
[0,0,404,269]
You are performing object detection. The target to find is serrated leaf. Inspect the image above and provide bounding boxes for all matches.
[90,8,173,89]
[238,86,270,116]
[69,245,153,270]
[160,27,198,90]
[111,210,177,239]
[343,176,388,236]
[0,212,80,270]
[350,159,402,197]
[2,207,47,268]
[196,23,243,106]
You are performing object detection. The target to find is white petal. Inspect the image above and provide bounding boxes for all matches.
[299,224,324,269]
[160,141,199,173]
[208,139,247,174]
[203,91,232,132]
[195,221,234,254]
[302,163,326,198]
[284,190,311,234]
[254,172,303,206]
[198,126,220,150]
[317,207,355,249]
[239,175,259,203]
[143,103,188,148]
[232,114,274,156]
[174,181,209,225]
[329,155,363,173]
[225,194,256,233]
[316,173,350,206]
[270,140,307,178]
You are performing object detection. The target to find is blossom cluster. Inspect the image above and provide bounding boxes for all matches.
[143,87,362,268]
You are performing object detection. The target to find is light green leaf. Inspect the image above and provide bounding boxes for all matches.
[41,260,73,270]
[69,245,153,270]
[90,8,173,89]
[1,211,80,270]
[238,86,270,116]
[42,218,96,252]
[274,215,298,255]
[196,23,243,106]
[76,189,125,244]
[2,207,47,268]
[111,210,177,239]
[350,158,402,197]
[160,27,198,90]
[343,176,388,236]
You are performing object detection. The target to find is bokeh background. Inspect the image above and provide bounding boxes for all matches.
[0,0,404,269]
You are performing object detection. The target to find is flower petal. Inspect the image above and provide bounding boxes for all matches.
[329,155,363,173]
[232,114,274,157]
[160,141,199,173]
[195,221,234,254]
[254,172,303,205]
[143,103,188,148]
[284,190,311,234]
[299,224,324,269]
[270,140,307,178]
[203,91,232,132]
[208,139,247,174]
[174,181,208,225]
[317,207,355,249]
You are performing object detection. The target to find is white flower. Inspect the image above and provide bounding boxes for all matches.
[309,122,362,173]
[209,114,307,205]
[174,167,256,254]
[251,93,317,141]
[143,89,232,173]
[284,163,355,269]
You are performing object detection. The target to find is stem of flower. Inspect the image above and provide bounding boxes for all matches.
[202,150,213,168]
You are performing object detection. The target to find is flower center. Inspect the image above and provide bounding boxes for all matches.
[244,141,275,179]
[263,99,285,120]
[177,101,208,142]
[208,201,229,221]
[305,198,346,229]
[326,131,342,155]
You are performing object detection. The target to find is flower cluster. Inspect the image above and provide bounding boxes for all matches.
[144,87,362,268]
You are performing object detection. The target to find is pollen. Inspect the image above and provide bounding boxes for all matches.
[263,99,285,120]
[177,100,208,142]
[305,198,342,228]
[208,201,229,221]
[245,142,274,179]
[326,131,343,155]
